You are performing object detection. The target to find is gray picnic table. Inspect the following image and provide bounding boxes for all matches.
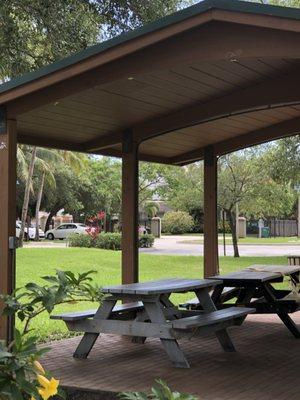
[51,278,254,368]
[183,265,300,338]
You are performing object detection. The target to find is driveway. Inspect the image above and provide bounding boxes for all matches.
[140,235,300,256]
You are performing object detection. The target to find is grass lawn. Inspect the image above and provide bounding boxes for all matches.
[178,235,300,245]
[16,248,288,342]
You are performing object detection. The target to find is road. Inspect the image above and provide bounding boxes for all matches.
[23,235,300,256]
[140,235,300,256]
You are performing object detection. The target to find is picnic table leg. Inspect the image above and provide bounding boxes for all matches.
[195,288,235,352]
[277,313,300,339]
[143,299,190,368]
[73,298,117,359]
[260,283,300,338]
[132,310,148,344]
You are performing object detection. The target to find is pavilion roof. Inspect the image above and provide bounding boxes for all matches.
[1,0,300,165]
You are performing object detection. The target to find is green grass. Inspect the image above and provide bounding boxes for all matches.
[16,248,288,342]
[178,235,300,245]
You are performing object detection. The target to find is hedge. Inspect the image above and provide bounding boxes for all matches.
[161,211,194,234]
[68,232,155,250]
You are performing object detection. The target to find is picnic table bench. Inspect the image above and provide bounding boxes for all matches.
[51,278,254,368]
[182,265,300,339]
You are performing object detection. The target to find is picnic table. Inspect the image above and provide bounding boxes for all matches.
[51,278,254,368]
[209,265,300,338]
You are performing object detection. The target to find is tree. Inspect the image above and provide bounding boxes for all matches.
[218,152,260,257]
[139,163,170,206]
[264,136,300,187]
[0,0,189,81]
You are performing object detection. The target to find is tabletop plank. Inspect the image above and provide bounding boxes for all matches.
[245,264,300,276]
[102,278,221,295]
[210,270,282,283]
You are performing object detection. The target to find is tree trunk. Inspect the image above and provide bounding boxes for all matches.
[228,209,239,257]
[19,147,37,247]
[35,171,45,241]
[45,204,60,232]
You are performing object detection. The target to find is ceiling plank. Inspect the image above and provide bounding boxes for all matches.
[6,24,300,117]
[132,71,300,142]
[172,115,300,165]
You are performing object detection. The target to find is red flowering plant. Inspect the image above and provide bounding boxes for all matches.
[85,211,106,240]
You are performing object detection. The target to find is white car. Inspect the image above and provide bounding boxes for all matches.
[45,223,87,240]
[16,222,45,240]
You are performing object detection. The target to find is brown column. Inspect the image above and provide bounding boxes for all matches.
[121,131,139,284]
[0,107,17,342]
[203,145,219,278]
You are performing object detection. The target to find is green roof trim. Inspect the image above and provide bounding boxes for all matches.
[1,0,300,96]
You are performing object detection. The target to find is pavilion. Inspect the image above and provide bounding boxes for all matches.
[1,0,300,343]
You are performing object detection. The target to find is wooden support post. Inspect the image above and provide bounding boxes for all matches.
[121,131,139,284]
[203,146,219,278]
[0,107,17,343]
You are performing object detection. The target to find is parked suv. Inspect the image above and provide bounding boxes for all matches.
[16,222,45,240]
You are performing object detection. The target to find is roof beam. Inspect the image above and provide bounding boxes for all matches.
[17,133,82,152]
[171,115,300,165]
[17,132,172,164]
[83,132,123,151]
[133,71,300,143]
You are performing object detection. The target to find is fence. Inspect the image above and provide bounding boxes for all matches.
[268,219,298,237]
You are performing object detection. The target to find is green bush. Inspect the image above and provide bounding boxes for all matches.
[139,233,155,248]
[162,211,194,234]
[95,232,122,250]
[68,233,92,248]
[68,232,155,250]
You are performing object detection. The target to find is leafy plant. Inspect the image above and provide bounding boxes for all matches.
[119,379,198,400]
[139,234,155,248]
[94,232,122,250]
[67,233,93,248]
[162,211,194,234]
[1,270,104,335]
[0,329,63,400]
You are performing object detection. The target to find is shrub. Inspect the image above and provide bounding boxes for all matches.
[162,211,194,234]
[68,232,155,250]
[68,233,92,248]
[120,379,198,400]
[139,233,155,248]
[95,233,122,250]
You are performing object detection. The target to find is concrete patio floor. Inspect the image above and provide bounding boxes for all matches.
[42,313,300,400]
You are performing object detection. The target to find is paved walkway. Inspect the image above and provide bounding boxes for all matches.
[42,313,300,400]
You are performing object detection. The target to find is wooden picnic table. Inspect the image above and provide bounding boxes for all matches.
[52,278,254,368]
[210,265,300,339]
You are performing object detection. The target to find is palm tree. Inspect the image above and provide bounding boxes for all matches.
[34,156,57,241]
[19,146,37,247]
[17,146,87,245]
[144,201,160,219]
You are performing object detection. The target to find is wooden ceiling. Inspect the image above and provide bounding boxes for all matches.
[2,1,300,164]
